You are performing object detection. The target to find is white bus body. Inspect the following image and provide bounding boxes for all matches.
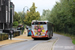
[31,20,53,39]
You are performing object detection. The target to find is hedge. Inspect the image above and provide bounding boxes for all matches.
[0,30,21,41]
[13,31,20,37]
[0,33,8,41]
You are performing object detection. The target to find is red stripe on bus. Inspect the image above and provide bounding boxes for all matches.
[31,31,34,36]
[45,30,48,36]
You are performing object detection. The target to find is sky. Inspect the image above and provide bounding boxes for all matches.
[11,0,60,15]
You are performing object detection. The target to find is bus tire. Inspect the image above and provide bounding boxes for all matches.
[33,38,36,40]
[50,37,52,39]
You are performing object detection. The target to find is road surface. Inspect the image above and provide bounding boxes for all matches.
[0,33,75,50]
[54,33,75,50]
[0,39,56,50]
[0,34,57,50]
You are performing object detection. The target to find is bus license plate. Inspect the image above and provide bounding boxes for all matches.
[38,36,41,37]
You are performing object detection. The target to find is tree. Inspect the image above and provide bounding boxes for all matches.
[13,12,21,26]
[47,0,75,35]
[18,11,25,24]
[13,21,18,26]
[24,3,40,26]
[40,9,50,20]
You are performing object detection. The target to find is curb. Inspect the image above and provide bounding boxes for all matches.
[51,37,59,50]
[30,43,42,50]
[0,40,28,47]
[31,37,58,50]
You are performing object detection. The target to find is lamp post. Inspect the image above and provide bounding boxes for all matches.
[23,6,29,18]
[23,6,29,14]
[22,6,29,25]
[21,6,28,24]
[21,6,29,34]
[10,2,14,40]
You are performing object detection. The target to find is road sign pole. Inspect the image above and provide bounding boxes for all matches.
[10,10,12,40]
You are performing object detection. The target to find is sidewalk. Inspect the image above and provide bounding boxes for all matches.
[0,35,32,46]
[0,29,32,47]
[31,38,58,50]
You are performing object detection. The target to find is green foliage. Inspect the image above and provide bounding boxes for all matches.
[18,11,25,24]
[0,33,8,41]
[24,2,40,26]
[13,31,20,37]
[13,12,21,24]
[72,39,75,44]
[40,9,50,20]
[0,32,21,41]
[47,0,75,35]
[13,21,18,26]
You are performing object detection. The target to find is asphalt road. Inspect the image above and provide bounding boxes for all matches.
[0,33,75,50]
[0,40,42,50]
[54,33,75,50]
[0,35,57,50]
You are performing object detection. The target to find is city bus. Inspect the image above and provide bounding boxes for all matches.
[31,20,53,39]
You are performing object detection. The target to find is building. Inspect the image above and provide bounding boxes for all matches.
[0,0,14,30]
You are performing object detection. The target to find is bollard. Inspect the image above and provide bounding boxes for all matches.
[9,30,14,40]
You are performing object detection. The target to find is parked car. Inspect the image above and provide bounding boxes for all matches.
[17,24,24,30]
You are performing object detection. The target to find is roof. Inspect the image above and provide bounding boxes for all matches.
[32,20,49,22]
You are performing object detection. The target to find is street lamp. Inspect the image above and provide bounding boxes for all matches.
[21,6,29,34]
[23,6,29,17]
[23,6,29,14]
[10,2,14,40]
[22,6,29,24]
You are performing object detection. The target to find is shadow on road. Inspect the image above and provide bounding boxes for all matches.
[33,38,51,41]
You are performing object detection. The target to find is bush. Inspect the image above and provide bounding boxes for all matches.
[0,33,8,41]
[13,21,18,26]
[0,31,21,41]
[13,31,20,37]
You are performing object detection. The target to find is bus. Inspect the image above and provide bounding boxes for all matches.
[31,20,53,39]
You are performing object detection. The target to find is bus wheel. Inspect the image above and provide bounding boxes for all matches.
[50,37,52,39]
[33,38,36,40]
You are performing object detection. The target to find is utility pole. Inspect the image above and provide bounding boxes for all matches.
[23,6,29,24]
[10,2,14,40]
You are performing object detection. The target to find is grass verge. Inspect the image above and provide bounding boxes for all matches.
[54,32,75,45]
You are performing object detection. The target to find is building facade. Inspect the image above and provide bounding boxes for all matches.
[0,0,14,30]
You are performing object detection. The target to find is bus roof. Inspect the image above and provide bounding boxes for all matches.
[32,20,49,22]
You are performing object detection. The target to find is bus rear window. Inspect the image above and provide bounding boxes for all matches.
[32,22,47,25]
